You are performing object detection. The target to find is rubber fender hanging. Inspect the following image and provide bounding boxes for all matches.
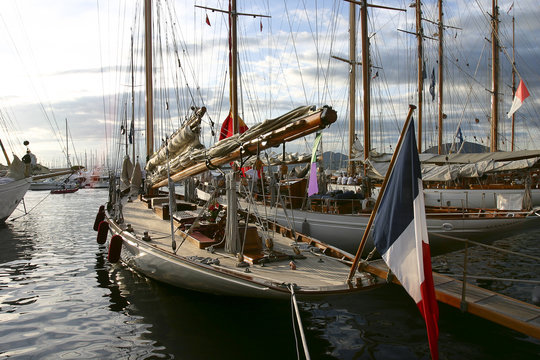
[108,235,123,263]
[93,205,105,231]
[96,221,109,244]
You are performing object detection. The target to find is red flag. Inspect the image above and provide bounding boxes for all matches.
[260,20,263,32]
[206,14,211,26]
[219,111,248,140]
[507,79,530,118]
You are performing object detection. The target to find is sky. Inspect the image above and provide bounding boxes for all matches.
[0,0,539,170]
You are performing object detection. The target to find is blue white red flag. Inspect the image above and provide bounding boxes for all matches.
[372,118,439,360]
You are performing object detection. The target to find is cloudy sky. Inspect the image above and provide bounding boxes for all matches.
[0,0,538,170]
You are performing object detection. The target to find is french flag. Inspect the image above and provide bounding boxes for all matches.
[373,118,439,360]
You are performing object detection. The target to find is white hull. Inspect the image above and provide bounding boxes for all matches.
[30,181,78,191]
[423,188,540,209]
[0,178,30,222]
[241,200,540,255]
[328,183,540,210]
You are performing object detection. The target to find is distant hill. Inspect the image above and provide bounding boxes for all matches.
[423,141,489,154]
[320,142,489,171]
[321,151,348,170]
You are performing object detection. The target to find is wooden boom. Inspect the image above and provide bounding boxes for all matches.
[151,106,337,188]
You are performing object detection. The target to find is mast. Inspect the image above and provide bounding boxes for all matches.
[131,31,136,162]
[511,14,516,151]
[348,2,356,177]
[416,0,424,153]
[66,118,70,168]
[360,1,370,177]
[490,0,499,152]
[124,104,128,156]
[342,0,404,178]
[230,0,239,135]
[144,0,154,162]
[0,139,10,166]
[196,2,269,137]
[437,0,444,155]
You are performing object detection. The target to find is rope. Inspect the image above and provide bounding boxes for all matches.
[9,192,52,221]
[289,284,310,360]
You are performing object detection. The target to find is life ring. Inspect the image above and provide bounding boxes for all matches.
[108,235,123,263]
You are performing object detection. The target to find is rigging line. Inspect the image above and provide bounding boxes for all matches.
[473,0,523,81]
[9,191,52,221]
[0,108,22,154]
[290,286,301,360]
[0,14,66,159]
[10,3,67,156]
[290,284,311,360]
[449,41,487,153]
[166,1,210,113]
[301,0,319,105]
[284,0,309,105]
[96,0,110,171]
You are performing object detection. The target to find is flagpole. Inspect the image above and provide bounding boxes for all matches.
[347,104,416,282]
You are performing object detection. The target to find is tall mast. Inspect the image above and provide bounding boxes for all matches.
[131,31,136,162]
[416,0,424,153]
[230,0,239,135]
[343,0,404,175]
[511,14,516,151]
[66,118,70,168]
[0,139,11,166]
[360,1,370,177]
[347,3,356,177]
[490,0,499,152]
[437,0,444,155]
[124,104,128,156]
[144,0,154,161]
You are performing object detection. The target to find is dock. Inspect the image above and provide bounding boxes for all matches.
[364,259,540,339]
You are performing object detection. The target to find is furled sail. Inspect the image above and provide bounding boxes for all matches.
[147,105,337,188]
[145,107,206,173]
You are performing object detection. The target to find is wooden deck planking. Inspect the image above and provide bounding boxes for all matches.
[121,199,357,289]
[365,259,540,339]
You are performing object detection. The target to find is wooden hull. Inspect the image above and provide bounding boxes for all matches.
[0,178,30,223]
[103,197,381,299]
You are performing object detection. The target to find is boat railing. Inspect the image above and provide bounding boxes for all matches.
[432,232,540,311]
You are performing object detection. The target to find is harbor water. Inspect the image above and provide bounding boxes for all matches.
[0,189,539,359]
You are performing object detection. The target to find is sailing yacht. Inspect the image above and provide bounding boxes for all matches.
[98,0,382,299]
[0,162,31,223]
[1,140,78,222]
[203,1,539,256]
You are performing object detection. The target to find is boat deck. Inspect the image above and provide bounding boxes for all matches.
[365,260,540,339]
[119,198,377,291]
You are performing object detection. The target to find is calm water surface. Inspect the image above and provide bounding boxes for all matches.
[0,189,539,359]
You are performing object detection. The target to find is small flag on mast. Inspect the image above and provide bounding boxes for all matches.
[507,79,530,118]
[206,14,211,26]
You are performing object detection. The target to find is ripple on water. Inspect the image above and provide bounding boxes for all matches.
[1,189,539,359]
